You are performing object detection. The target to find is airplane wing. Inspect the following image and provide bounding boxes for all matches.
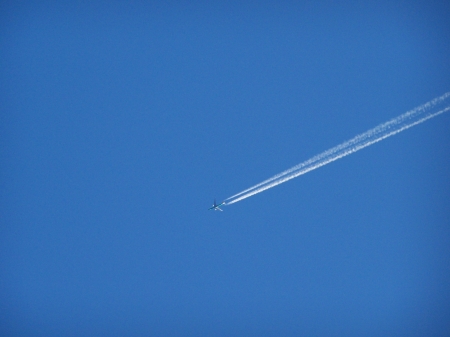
[216,208,223,211]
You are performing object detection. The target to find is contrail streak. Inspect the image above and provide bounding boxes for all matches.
[226,92,450,205]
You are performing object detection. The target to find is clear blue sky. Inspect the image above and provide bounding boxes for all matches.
[1,1,450,336]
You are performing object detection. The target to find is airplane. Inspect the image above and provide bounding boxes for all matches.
[208,199,226,211]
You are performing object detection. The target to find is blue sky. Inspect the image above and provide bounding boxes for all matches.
[1,1,450,336]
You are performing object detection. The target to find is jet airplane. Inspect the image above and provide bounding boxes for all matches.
[208,199,225,211]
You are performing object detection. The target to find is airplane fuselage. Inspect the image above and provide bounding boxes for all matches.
[208,201,225,211]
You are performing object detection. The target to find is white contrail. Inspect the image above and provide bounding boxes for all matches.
[226,92,450,205]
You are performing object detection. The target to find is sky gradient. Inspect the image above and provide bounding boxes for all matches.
[1,1,450,336]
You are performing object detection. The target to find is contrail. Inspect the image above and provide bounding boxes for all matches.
[226,92,450,205]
